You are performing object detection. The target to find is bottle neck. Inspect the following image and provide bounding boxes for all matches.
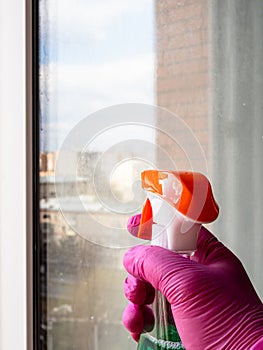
[166,215,201,255]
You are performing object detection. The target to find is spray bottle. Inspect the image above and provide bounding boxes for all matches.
[131,170,219,350]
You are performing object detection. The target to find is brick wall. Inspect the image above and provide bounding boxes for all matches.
[156,0,210,171]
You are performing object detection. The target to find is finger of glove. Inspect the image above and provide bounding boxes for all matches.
[130,332,140,342]
[127,214,141,237]
[124,274,155,305]
[123,245,195,298]
[194,226,237,265]
[122,303,155,335]
[122,302,144,334]
[142,305,155,332]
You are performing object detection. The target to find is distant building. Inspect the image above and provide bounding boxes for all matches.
[156,0,210,170]
[40,151,57,176]
[40,175,89,199]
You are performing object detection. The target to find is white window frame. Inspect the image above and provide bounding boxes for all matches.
[0,0,32,349]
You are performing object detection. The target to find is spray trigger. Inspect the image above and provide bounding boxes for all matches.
[138,198,153,240]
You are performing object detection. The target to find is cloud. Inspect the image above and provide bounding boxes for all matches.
[44,0,153,41]
[40,53,155,150]
[49,53,153,89]
[42,53,154,110]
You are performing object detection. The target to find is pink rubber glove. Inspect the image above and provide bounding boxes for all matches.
[123,220,263,349]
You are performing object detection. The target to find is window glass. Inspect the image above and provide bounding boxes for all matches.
[38,0,263,348]
[39,1,155,348]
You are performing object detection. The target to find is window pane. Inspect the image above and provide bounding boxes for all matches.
[38,0,263,349]
[39,1,155,349]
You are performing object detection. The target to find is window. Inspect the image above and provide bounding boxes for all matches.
[39,0,262,349]
[37,1,263,349]
[1,1,262,350]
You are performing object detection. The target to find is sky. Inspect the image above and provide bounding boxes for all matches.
[40,0,156,152]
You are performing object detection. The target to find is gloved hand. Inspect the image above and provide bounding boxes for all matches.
[123,218,263,349]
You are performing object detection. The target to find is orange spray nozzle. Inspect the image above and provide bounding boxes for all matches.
[129,170,219,242]
[141,170,219,224]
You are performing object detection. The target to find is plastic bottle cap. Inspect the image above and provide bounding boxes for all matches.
[141,170,219,223]
[138,170,219,240]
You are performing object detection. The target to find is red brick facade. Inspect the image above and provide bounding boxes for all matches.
[156,0,210,171]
